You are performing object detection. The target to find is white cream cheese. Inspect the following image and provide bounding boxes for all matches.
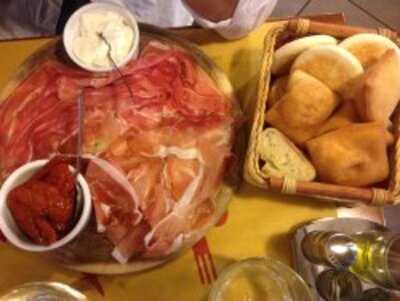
[73,11,134,68]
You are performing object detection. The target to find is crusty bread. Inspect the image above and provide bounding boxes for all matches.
[265,70,340,145]
[259,128,316,181]
[265,107,318,146]
[268,76,288,108]
[291,45,363,95]
[350,49,400,124]
[282,70,340,127]
[272,35,337,75]
[316,100,359,136]
[306,122,393,187]
[340,33,400,68]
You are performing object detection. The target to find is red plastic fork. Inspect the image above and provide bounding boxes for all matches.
[192,237,217,285]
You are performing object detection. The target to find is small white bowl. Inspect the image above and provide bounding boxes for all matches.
[0,160,92,252]
[63,2,140,72]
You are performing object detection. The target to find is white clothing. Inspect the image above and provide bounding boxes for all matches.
[0,0,277,40]
[184,0,278,39]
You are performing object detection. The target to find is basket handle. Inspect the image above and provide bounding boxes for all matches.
[287,18,399,40]
[269,177,395,206]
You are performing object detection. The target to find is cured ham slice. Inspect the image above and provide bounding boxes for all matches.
[0,94,78,179]
[85,156,142,232]
[0,40,238,263]
[166,156,200,202]
[86,123,231,261]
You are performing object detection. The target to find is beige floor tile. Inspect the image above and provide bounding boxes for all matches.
[271,0,309,18]
[300,0,383,28]
[350,0,400,31]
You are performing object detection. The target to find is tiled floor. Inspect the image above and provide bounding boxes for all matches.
[350,0,400,30]
[270,0,310,18]
[300,0,383,28]
[271,0,400,31]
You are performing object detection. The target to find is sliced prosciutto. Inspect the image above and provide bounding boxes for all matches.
[0,40,239,263]
[85,120,234,261]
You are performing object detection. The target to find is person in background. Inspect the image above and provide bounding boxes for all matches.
[0,0,277,40]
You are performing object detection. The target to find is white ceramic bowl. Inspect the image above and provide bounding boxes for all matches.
[63,2,140,72]
[0,160,92,252]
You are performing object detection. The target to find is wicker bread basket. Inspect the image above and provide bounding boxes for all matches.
[244,18,400,206]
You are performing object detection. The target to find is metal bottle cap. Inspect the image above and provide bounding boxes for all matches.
[324,233,358,269]
[302,231,357,269]
[316,269,362,301]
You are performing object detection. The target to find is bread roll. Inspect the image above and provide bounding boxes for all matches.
[316,100,359,136]
[268,76,288,108]
[265,107,318,146]
[282,70,340,127]
[272,35,337,75]
[306,122,393,187]
[258,128,316,181]
[340,33,400,68]
[291,45,363,95]
[265,71,340,145]
[350,49,400,124]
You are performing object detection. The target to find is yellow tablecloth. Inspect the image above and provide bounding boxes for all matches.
[0,23,335,300]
